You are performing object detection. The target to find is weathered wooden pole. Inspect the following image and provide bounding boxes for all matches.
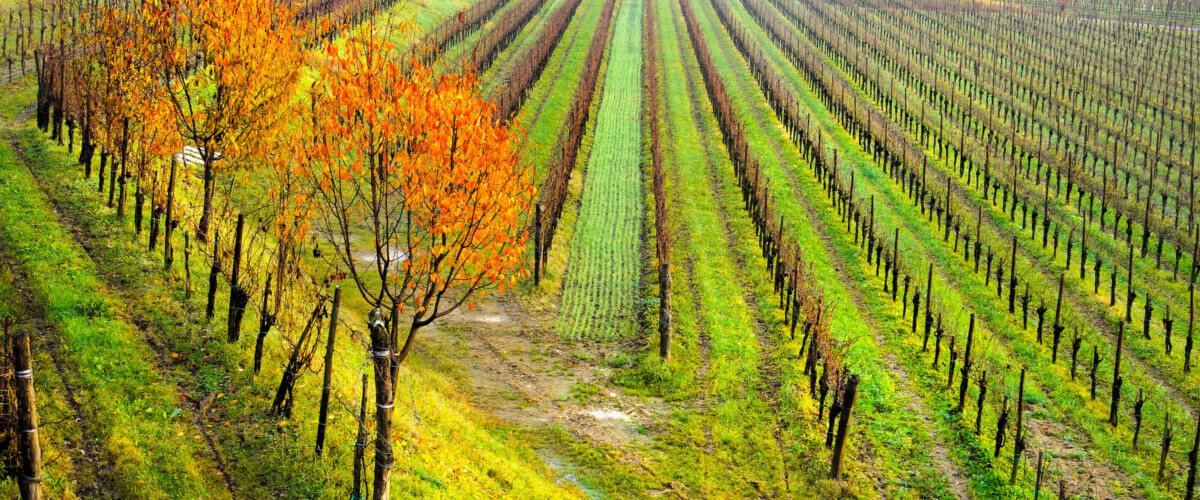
[830,374,860,480]
[1187,411,1200,499]
[164,157,178,271]
[1011,369,1026,485]
[975,370,987,433]
[1111,323,1125,427]
[1126,242,1136,323]
[1034,450,1045,499]
[1188,283,1196,373]
[12,329,43,500]
[205,230,221,320]
[316,287,341,456]
[1160,411,1173,483]
[370,309,395,499]
[892,228,899,302]
[353,374,369,500]
[1008,237,1018,313]
[1052,275,1065,363]
[227,214,247,342]
[252,273,275,374]
[923,264,933,349]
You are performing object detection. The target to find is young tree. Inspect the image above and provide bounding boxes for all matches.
[297,28,534,498]
[145,0,305,244]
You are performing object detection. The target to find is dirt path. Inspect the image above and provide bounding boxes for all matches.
[431,297,686,497]
[3,131,237,497]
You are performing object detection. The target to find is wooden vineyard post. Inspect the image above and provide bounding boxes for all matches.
[1188,283,1195,373]
[1134,388,1145,449]
[1011,368,1025,485]
[923,263,933,349]
[533,203,542,286]
[659,262,671,361]
[227,214,247,343]
[206,230,221,320]
[316,287,341,456]
[369,309,394,499]
[891,228,899,302]
[1051,275,1064,363]
[1071,329,1081,380]
[830,374,860,480]
[253,274,275,374]
[1034,450,1045,499]
[12,329,43,500]
[1126,242,1136,323]
[1111,323,1125,427]
[184,232,193,302]
[353,373,369,500]
[164,157,178,271]
[1189,411,1200,500]
[1008,236,1017,313]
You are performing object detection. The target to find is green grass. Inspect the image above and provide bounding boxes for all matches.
[0,250,89,497]
[555,0,644,340]
[0,130,223,498]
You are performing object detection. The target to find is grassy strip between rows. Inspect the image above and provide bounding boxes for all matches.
[0,252,88,497]
[0,134,222,497]
[556,0,644,339]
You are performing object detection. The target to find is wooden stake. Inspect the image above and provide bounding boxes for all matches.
[316,287,341,456]
[11,329,42,500]
[830,374,860,480]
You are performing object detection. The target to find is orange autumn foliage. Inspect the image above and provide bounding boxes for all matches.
[142,0,307,240]
[297,28,534,334]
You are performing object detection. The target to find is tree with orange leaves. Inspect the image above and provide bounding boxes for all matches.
[72,3,171,219]
[143,0,306,245]
[141,0,306,342]
[294,27,534,499]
